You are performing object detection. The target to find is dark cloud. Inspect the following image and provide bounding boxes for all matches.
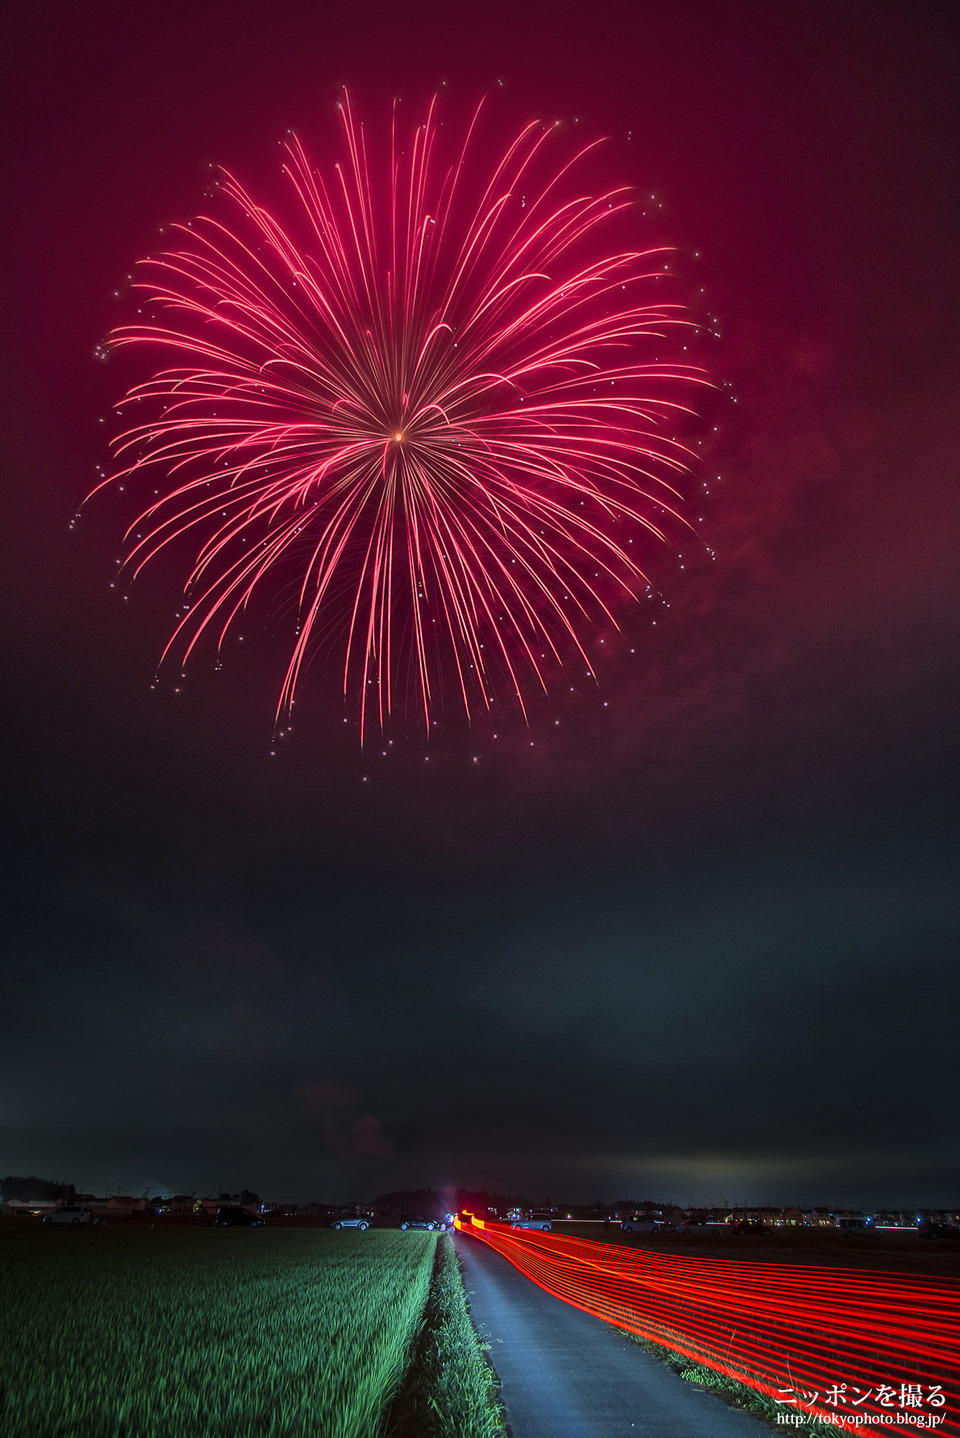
[1,806,955,1203]
[1,0,958,1204]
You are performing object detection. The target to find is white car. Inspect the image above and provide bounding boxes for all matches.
[511,1218,552,1231]
[43,1207,92,1225]
[330,1217,370,1230]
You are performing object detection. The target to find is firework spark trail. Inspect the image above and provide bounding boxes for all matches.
[91,92,709,740]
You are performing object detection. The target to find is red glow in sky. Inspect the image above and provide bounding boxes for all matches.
[2,0,959,1216]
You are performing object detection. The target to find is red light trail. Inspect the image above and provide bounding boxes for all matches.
[89,92,708,740]
[456,1219,960,1432]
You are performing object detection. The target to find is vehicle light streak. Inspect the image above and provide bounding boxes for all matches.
[456,1219,960,1432]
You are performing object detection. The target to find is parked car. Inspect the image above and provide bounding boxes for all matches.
[919,1222,960,1241]
[42,1207,92,1225]
[215,1207,264,1227]
[620,1217,659,1233]
[330,1216,370,1230]
[511,1218,552,1231]
[399,1217,437,1230]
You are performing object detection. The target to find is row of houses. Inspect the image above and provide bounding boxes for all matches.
[4,1194,378,1219]
[6,1193,958,1229]
[499,1201,960,1229]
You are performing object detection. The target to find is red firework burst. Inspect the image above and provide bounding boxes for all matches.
[91,93,708,740]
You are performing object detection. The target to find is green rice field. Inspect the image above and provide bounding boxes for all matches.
[0,1224,436,1438]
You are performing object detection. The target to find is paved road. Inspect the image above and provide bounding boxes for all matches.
[457,1231,775,1438]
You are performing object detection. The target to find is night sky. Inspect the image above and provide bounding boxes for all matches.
[2,0,958,1208]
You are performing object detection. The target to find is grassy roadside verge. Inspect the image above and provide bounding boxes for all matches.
[617,1330,837,1437]
[386,1233,507,1438]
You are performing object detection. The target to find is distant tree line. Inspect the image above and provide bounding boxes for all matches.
[1,1175,76,1203]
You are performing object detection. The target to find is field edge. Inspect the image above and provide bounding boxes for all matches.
[385,1233,508,1438]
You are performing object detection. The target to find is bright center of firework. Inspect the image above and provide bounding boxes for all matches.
[393,431,404,443]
